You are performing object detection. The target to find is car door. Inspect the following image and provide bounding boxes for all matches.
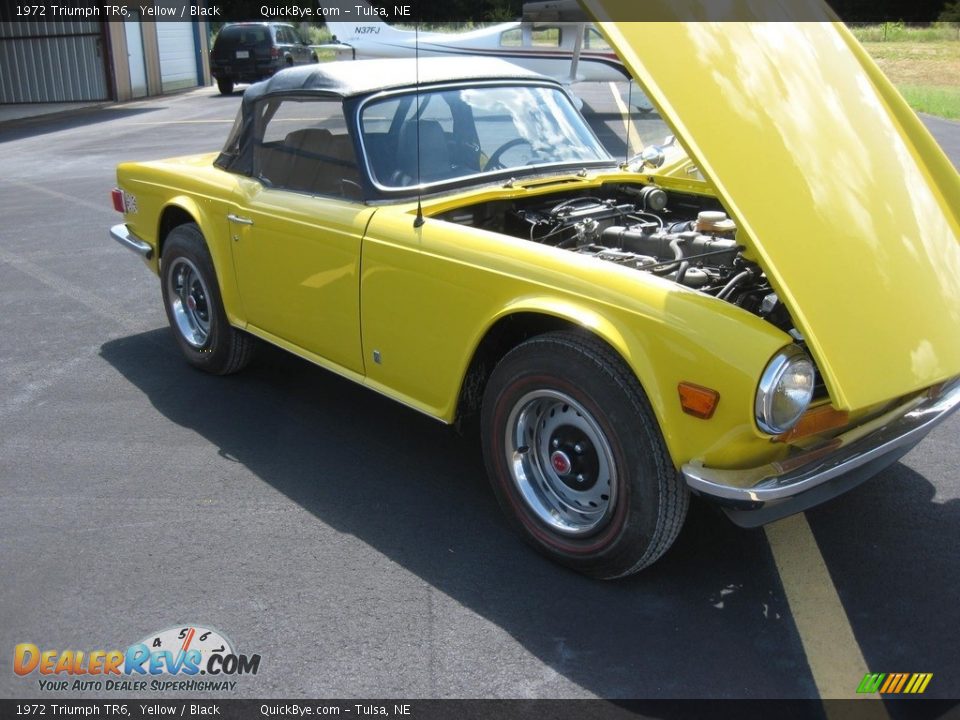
[288,27,309,64]
[229,94,371,375]
[273,26,291,63]
[278,26,304,64]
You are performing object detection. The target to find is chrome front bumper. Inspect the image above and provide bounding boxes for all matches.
[682,377,960,527]
[110,224,153,260]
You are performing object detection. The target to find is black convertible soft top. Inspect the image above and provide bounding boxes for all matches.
[215,57,553,178]
[244,55,547,100]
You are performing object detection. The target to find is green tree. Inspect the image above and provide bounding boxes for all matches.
[940,1,960,22]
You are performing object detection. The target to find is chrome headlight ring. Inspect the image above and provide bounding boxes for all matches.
[755,346,816,435]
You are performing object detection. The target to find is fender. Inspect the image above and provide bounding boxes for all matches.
[458,295,669,446]
[158,196,246,328]
[458,290,790,470]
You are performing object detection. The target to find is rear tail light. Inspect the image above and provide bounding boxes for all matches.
[270,46,280,59]
[111,188,125,213]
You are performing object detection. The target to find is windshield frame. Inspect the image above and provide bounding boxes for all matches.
[352,80,616,198]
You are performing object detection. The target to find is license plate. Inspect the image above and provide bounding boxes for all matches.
[235,50,249,59]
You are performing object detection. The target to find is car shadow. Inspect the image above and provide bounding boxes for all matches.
[0,106,161,144]
[805,460,960,704]
[95,329,949,700]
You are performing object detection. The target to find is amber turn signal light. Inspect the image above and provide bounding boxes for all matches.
[775,404,849,442]
[678,382,720,419]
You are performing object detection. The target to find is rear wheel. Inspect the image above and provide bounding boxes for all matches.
[216,78,234,95]
[161,224,254,375]
[481,331,688,578]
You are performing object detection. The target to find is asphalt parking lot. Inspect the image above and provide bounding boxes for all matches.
[0,81,958,705]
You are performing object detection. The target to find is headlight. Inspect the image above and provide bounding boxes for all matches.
[755,346,815,435]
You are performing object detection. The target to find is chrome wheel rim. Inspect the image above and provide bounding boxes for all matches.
[505,390,617,536]
[167,257,211,349]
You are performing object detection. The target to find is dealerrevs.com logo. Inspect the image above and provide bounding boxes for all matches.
[13,625,261,692]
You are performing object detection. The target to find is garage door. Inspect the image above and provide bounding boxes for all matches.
[0,20,109,103]
[156,22,197,93]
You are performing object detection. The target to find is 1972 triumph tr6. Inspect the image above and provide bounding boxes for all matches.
[110,12,960,578]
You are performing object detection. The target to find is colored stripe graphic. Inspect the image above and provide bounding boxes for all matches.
[857,673,885,693]
[905,673,933,694]
[858,673,932,694]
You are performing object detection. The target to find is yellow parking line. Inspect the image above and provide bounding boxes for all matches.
[765,514,888,716]
[608,81,643,156]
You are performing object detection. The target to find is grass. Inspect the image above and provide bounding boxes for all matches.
[852,25,960,119]
[895,85,960,119]
[850,22,960,43]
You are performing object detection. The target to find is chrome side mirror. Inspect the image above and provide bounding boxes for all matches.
[626,135,677,172]
[638,146,666,170]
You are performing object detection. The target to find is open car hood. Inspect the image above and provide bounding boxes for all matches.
[583,3,960,410]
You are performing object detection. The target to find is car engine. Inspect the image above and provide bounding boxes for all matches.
[437,183,798,336]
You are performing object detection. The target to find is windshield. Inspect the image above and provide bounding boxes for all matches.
[359,84,612,190]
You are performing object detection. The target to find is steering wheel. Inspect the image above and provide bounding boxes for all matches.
[485,138,534,170]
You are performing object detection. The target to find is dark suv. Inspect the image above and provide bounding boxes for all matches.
[211,23,318,95]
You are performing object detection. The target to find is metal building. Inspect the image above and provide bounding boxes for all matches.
[0,18,210,106]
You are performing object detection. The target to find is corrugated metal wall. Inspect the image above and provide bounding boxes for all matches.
[0,21,109,103]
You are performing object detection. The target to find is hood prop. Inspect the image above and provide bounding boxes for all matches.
[623,79,635,167]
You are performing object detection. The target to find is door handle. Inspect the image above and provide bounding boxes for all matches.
[227,214,254,225]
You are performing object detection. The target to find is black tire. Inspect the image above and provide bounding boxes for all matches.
[481,331,688,579]
[216,78,234,95]
[160,224,255,375]
[310,53,319,63]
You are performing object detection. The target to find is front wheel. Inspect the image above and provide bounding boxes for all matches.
[161,224,254,375]
[481,331,688,578]
[216,78,234,95]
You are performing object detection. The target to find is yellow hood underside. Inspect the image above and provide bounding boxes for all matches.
[583,5,960,410]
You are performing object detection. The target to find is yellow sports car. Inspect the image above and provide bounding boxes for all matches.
[110,19,960,578]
